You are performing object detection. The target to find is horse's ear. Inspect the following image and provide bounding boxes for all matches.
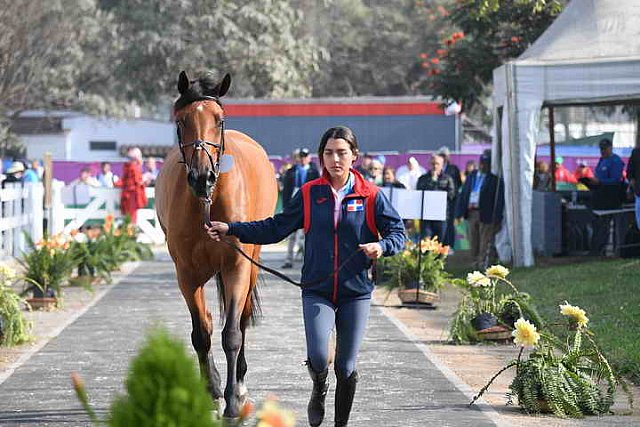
[216,73,231,98]
[178,71,190,94]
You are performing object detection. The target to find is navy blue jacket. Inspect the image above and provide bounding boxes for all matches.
[228,169,406,302]
[455,170,504,225]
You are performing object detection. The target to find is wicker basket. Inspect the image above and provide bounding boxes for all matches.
[397,289,440,306]
[477,325,513,342]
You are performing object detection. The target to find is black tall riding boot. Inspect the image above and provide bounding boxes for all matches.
[334,370,358,427]
[307,362,329,426]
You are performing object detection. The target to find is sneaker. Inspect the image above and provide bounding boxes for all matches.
[281,262,293,269]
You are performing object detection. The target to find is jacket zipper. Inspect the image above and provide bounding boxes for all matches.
[332,197,341,303]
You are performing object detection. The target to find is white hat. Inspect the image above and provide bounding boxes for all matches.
[6,161,25,174]
[437,146,450,157]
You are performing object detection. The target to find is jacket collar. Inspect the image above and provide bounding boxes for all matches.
[320,168,375,197]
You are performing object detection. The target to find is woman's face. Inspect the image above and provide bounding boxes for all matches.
[323,138,356,180]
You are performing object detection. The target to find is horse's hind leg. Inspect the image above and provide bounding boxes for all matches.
[178,273,223,401]
[235,258,260,406]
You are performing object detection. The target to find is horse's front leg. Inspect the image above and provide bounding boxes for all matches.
[221,267,251,419]
[178,275,223,402]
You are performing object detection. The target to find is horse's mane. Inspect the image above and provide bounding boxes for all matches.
[173,73,222,111]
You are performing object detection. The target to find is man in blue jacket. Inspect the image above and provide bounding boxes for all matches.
[455,152,504,269]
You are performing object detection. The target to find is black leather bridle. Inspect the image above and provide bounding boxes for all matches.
[175,95,226,201]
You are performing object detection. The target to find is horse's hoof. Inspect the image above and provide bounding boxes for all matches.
[235,383,249,406]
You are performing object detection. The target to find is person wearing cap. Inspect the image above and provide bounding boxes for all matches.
[455,152,504,269]
[437,146,462,248]
[588,139,626,255]
[554,156,577,185]
[120,147,147,224]
[573,160,594,182]
[594,138,624,185]
[280,147,320,268]
[3,161,26,184]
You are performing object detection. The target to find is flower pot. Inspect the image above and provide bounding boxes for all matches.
[471,312,498,330]
[26,297,58,310]
[398,289,440,306]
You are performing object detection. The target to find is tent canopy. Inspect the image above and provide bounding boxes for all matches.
[492,0,640,266]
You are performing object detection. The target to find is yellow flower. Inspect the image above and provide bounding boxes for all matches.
[256,399,295,427]
[485,265,509,279]
[559,302,589,327]
[402,249,412,258]
[512,318,540,348]
[0,264,16,280]
[467,271,491,287]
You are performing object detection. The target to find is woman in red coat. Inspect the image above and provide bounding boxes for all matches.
[120,147,147,224]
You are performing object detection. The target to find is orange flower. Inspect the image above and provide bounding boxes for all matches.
[70,229,79,237]
[239,401,255,419]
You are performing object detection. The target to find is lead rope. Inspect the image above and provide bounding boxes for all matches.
[202,203,363,289]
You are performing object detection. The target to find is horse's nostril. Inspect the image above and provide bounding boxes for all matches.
[207,171,216,183]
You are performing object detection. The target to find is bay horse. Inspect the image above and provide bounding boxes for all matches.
[155,71,278,417]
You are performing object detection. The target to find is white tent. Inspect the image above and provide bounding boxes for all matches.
[492,0,640,266]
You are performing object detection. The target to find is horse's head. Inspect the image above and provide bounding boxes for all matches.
[174,71,231,200]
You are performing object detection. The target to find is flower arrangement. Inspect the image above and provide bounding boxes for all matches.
[449,265,543,343]
[17,232,77,304]
[0,265,32,346]
[471,303,633,418]
[379,236,452,294]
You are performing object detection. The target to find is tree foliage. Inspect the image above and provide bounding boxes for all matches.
[104,0,320,102]
[418,0,564,122]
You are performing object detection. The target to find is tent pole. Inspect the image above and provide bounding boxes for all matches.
[549,106,557,192]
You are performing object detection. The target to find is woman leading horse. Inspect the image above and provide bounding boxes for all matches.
[155,71,277,418]
[206,126,406,426]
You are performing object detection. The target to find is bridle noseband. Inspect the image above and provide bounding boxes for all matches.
[175,95,226,201]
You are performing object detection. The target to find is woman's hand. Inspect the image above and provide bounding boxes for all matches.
[359,242,383,259]
[204,221,229,241]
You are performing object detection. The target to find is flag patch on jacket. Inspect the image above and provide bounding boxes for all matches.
[346,199,364,212]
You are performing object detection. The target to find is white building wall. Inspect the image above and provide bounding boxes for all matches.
[63,116,175,162]
[23,134,69,160]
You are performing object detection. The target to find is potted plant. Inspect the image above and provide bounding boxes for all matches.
[471,303,633,418]
[378,237,453,306]
[449,266,543,343]
[0,264,32,346]
[17,233,77,309]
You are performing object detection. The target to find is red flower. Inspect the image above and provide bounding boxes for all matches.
[419,53,428,59]
[511,36,521,43]
[436,49,447,57]
[430,58,440,64]
[421,62,430,68]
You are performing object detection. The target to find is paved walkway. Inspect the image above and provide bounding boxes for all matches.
[0,249,496,426]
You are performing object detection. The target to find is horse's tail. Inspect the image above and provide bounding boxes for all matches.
[245,245,263,326]
[214,246,262,326]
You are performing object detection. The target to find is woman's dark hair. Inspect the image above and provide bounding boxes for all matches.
[317,126,359,165]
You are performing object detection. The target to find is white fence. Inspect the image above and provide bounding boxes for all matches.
[0,182,164,258]
[0,183,44,258]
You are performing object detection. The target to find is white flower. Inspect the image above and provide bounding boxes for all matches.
[485,265,509,279]
[467,271,491,287]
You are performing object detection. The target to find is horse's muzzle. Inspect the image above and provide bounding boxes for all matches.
[188,169,216,198]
